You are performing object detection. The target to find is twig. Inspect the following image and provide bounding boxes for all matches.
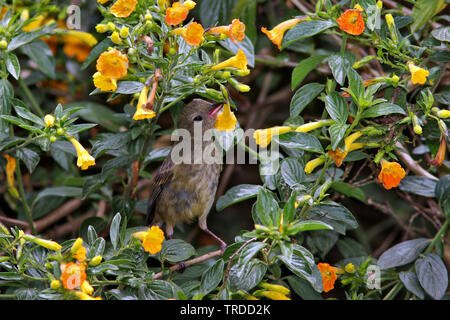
[152,249,222,280]
[34,199,83,233]
[394,142,438,180]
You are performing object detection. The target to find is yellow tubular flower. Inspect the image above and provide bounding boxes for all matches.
[73,246,86,262]
[32,238,62,251]
[253,126,293,148]
[81,281,94,295]
[4,154,16,187]
[260,291,291,300]
[437,110,450,118]
[215,104,237,132]
[95,24,109,33]
[305,157,325,174]
[259,282,290,295]
[133,85,156,120]
[385,13,394,27]
[70,238,83,254]
[377,0,383,9]
[65,31,98,47]
[207,19,246,43]
[68,137,96,170]
[171,22,204,46]
[295,120,333,133]
[329,132,364,167]
[210,49,248,73]
[261,18,303,49]
[96,48,129,79]
[74,291,102,300]
[407,61,429,85]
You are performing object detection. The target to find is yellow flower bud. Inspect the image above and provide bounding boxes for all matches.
[70,237,83,254]
[44,114,55,127]
[89,255,103,266]
[120,26,130,38]
[31,237,62,251]
[50,135,57,143]
[51,280,61,290]
[385,14,394,27]
[145,13,153,20]
[344,263,355,273]
[391,74,399,83]
[81,281,94,295]
[184,0,196,10]
[377,0,382,9]
[237,84,250,92]
[259,282,290,295]
[95,24,109,33]
[305,158,325,174]
[354,3,363,11]
[437,110,450,119]
[0,40,8,49]
[107,22,116,31]
[111,31,122,44]
[20,9,29,21]
[414,125,422,135]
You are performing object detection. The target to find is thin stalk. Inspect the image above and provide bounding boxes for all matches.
[424,219,449,254]
[383,281,402,300]
[18,79,44,117]
[15,161,36,234]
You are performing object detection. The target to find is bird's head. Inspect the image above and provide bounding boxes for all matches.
[178,99,223,135]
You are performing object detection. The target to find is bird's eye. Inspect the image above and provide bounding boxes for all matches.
[193,115,203,121]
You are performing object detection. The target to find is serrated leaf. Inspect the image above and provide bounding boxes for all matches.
[290,83,325,117]
[324,92,348,123]
[361,103,406,118]
[200,259,224,295]
[327,52,356,86]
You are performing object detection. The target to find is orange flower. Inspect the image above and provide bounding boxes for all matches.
[63,36,91,62]
[96,48,129,79]
[378,159,406,190]
[261,18,303,49]
[318,263,337,293]
[4,154,16,187]
[171,22,204,46]
[337,9,365,35]
[207,19,246,43]
[165,2,189,26]
[328,132,364,167]
[60,262,87,290]
[431,137,446,167]
[110,0,138,18]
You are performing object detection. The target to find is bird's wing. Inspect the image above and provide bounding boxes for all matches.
[145,154,175,225]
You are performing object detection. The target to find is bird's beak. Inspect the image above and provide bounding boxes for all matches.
[208,103,223,118]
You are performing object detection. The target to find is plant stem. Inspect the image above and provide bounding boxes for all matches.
[15,161,36,234]
[424,219,449,255]
[18,79,44,117]
[383,281,402,300]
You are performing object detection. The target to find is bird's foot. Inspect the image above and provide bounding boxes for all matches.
[177,261,187,273]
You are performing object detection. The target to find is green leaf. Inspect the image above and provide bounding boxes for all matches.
[411,0,444,33]
[336,238,367,258]
[199,0,237,27]
[31,187,82,208]
[291,55,327,90]
[331,181,366,202]
[115,81,145,94]
[16,148,39,174]
[327,52,356,86]
[65,102,125,132]
[290,83,325,117]
[329,123,348,150]
[347,68,364,100]
[361,103,406,118]
[287,220,333,235]
[216,184,263,211]
[324,92,348,123]
[399,271,425,299]
[237,242,267,266]
[101,155,133,181]
[377,238,431,270]
[228,258,266,292]
[20,40,55,79]
[7,25,54,51]
[200,259,224,295]
[306,230,338,258]
[309,202,358,234]
[435,175,450,206]
[287,276,322,300]
[0,80,13,133]
[280,158,305,187]
[90,132,132,157]
[159,239,196,263]
[254,188,279,227]
[81,38,113,70]
[13,106,44,126]
[110,212,121,252]
[6,53,20,80]
[399,176,437,197]
[415,253,448,300]
[281,20,335,49]
[431,27,450,42]
[274,131,324,154]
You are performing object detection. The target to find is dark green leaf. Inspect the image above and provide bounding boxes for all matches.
[16,148,39,174]
[291,55,327,90]
[115,81,145,94]
[200,259,224,295]
[228,258,266,292]
[159,239,196,263]
[361,103,406,118]
[110,213,121,252]
[327,52,356,85]
[66,102,125,132]
[216,184,263,211]
[31,187,82,208]
[431,27,450,42]
[287,276,322,300]
[435,175,450,206]
[336,238,367,259]
[254,188,279,227]
[274,131,324,154]
[399,176,437,197]
[13,106,44,126]
[20,40,55,79]
[290,83,325,117]
[280,158,305,187]
[399,271,425,299]
[377,238,431,269]
[7,25,54,51]
[329,123,349,150]
[282,20,335,49]
[324,92,348,123]
[331,181,366,202]
[415,253,448,300]
[411,0,444,32]
[287,220,333,235]
[6,53,20,80]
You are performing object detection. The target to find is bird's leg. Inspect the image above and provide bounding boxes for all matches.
[198,219,226,253]
[165,223,174,240]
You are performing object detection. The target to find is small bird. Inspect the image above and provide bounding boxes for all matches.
[146,99,226,252]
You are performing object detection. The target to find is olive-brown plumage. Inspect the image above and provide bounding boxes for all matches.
[146,99,226,251]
